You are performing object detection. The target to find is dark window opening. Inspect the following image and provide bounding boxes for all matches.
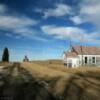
[92,57,95,64]
[85,57,88,64]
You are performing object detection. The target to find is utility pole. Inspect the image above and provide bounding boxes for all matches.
[81,45,83,66]
[70,38,72,50]
[80,35,84,66]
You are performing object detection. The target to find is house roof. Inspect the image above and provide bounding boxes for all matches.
[72,46,100,55]
[64,46,100,58]
[64,52,78,57]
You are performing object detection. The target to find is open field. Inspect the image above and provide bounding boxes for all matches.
[32,60,100,73]
[21,61,100,100]
[0,62,10,66]
[0,61,100,100]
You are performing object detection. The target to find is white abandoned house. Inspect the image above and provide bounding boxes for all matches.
[63,46,100,68]
[23,55,29,62]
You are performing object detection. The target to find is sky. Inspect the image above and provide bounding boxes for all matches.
[0,0,100,61]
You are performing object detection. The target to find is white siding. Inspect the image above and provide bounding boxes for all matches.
[78,55,100,66]
[63,54,79,68]
[63,54,100,68]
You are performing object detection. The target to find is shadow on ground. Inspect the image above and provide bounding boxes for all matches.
[0,63,100,100]
[0,63,56,100]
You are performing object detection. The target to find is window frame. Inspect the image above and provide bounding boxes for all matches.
[92,57,95,64]
[85,57,88,64]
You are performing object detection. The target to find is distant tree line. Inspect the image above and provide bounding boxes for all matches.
[2,47,9,62]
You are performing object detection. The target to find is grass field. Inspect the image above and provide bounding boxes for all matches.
[0,62,10,66]
[0,60,100,100]
[32,60,100,73]
[20,61,100,100]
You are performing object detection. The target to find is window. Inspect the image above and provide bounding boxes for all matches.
[89,57,92,64]
[96,57,100,65]
[92,57,95,64]
[85,57,88,64]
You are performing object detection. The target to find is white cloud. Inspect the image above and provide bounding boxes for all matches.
[0,15,37,30]
[34,3,72,18]
[0,15,42,40]
[79,0,100,29]
[41,25,85,38]
[0,4,48,41]
[0,3,49,42]
[13,28,48,41]
[35,4,71,18]
[68,0,100,45]
[70,16,84,25]
[80,4,100,15]
[41,25,100,44]
[69,0,100,29]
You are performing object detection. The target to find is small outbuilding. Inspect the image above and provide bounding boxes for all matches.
[23,55,29,62]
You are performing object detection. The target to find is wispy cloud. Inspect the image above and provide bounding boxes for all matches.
[0,15,37,30]
[35,4,71,18]
[69,0,100,45]
[0,4,48,41]
[41,25,85,40]
[70,16,84,25]
[41,25,100,44]
[0,14,44,41]
[70,0,100,28]
[79,0,100,29]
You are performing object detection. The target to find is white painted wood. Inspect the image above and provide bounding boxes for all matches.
[63,53,100,68]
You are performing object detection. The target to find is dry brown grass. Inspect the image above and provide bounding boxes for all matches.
[32,60,100,73]
[21,61,100,100]
[21,61,100,88]
[0,62,10,66]
[0,61,100,100]
[21,62,69,80]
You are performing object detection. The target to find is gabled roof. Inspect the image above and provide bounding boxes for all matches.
[64,52,78,57]
[64,46,100,58]
[72,45,100,55]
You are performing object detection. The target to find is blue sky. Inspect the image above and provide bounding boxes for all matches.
[0,0,100,61]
